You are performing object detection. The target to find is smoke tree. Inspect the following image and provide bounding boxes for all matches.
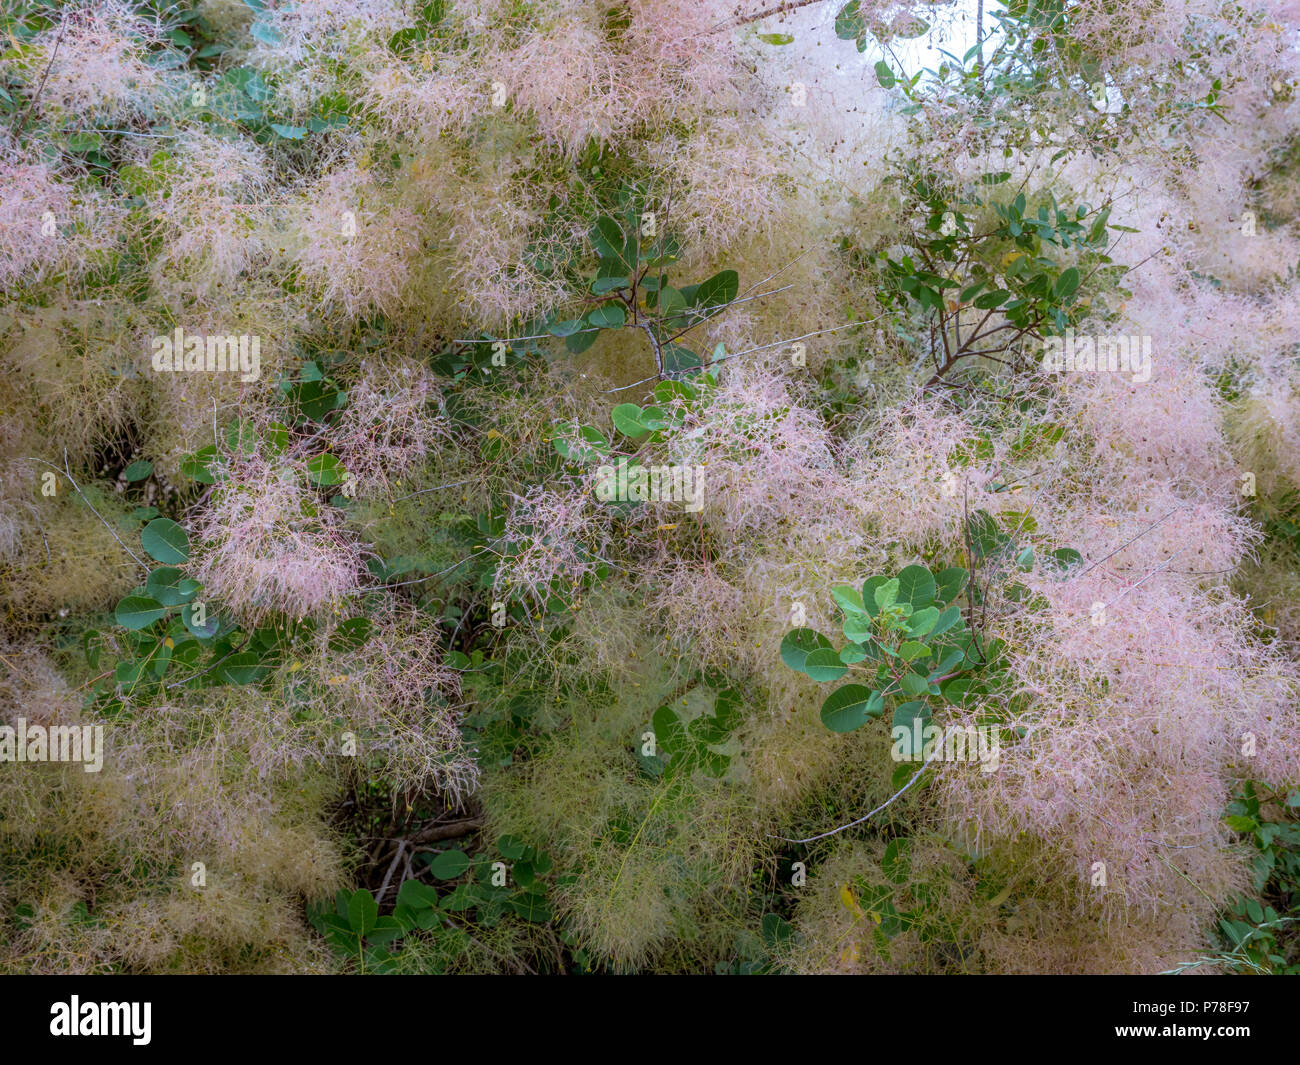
[0,0,1297,976]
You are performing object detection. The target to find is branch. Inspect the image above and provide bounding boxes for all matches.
[773,746,942,845]
[705,0,825,34]
[13,19,65,139]
[375,839,407,906]
[407,816,484,845]
[26,452,151,575]
[601,319,879,394]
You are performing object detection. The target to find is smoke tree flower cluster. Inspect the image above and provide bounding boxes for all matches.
[0,0,1297,979]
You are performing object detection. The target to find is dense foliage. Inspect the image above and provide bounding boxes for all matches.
[1,0,1298,974]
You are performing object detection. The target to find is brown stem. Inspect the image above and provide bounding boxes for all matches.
[407,816,484,845]
[712,0,825,33]
[13,21,65,139]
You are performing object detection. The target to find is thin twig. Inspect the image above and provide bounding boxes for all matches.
[600,319,876,394]
[773,746,943,845]
[27,453,150,574]
[408,815,483,845]
[390,479,476,503]
[13,19,65,139]
[1066,505,1186,583]
[375,840,407,906]
[702,0,825,35]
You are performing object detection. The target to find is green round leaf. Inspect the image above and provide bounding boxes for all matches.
[141,517,189,564]
[898,640,932,662]
[181,445,220,484]
[761,912,794,947]
[843,611,874,642]
[122,460,153,482]
[1054,266,1081,302]
[861,576,889,617]
[892,699,931,732]
[1046,548,1082,571]
[940,677,982,707]
[637,405,671,431]
[900,672,931,697]
[896,565,937,609]
[934,567,969,604]
[611,404,649,438]
[892,761,923,790]
[146,567,201,607]
[547,317,584,338]
[803,647,849,683]
[839,643,868,664]
[591,275,629,294]
[780,628,833,673]
[694,269,739,309]
[497,835,528,860]
[553,423,610,463]
[973,290,1010,309]
[820,684,883,733]
[328,617,373,654]
[181,602,219,640]
[115,659,150,686]
[428,848,471,880]
[591,216,633,271]
[306,453,346,487]
[835,0,868,40]
[907,605,940,637]
[397,879,440,912]
[508,893,553,923]
[653,379,696,404]
[662,345,703,375]
[115,595,167,631]
[883,838,911,884]
[513,860,536,888]
[586,303,626,329]
[565,327,599,354]
[832,585,866,615]
[216,652,268,686]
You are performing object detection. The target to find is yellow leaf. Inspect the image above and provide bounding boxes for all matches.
[839,883,863,917]
[327,674,349,685]
[163,637,174,649]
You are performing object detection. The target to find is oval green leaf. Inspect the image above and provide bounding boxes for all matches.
[306,453,346,487]
[587,303,626,329]
[803,647,849,683]
[146,567,201,607]
[780,628,834,673]
[896,565,936,609]
[428,848,472,880]
[820,684,883,733]
[141,517,189,564]
[115,595,167,631]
